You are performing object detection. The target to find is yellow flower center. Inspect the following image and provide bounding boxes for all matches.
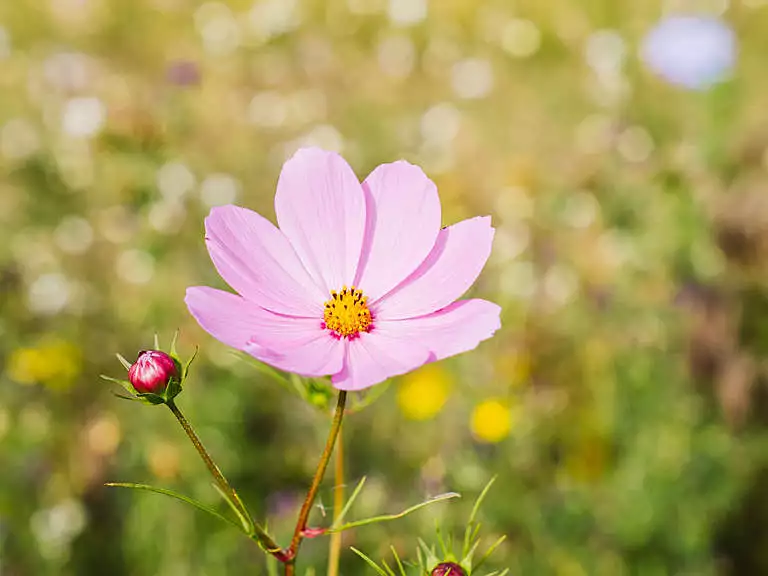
[323,286,372,339]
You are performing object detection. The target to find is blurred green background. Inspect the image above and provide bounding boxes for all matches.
[3,0,768,574]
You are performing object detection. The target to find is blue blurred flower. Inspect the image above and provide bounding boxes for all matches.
[640,15,737,90]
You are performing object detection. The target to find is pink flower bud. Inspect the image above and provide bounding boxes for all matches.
[431,563,466,576]
[128,350,179,394]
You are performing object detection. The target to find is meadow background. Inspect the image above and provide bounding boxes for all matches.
[2,0,768,574]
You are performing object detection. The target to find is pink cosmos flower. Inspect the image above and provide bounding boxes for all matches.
[185,148,500,391]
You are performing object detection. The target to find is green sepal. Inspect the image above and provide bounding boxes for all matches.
[418,539,440,571]
[100,375,154,405]
[181,346,198,381]
[100,374,134,395]
[350,548,389,576]
[135,391,168,405]
[168,331,178,356]
[111,392,144,403]
[471,534,507,573]
[115,353,133,371]
[161,371,183,403]
[390,545,408,576]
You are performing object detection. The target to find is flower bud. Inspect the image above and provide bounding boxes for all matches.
[431,562,467,576]
[128,350,179,394]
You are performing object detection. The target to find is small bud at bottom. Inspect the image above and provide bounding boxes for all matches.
[432,562,467,576]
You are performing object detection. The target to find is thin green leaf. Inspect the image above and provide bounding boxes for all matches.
[463,538,481,571]
[101,375,142,398]
[462,524,473,561]
[105,483,241,531]
[116,353,133,371]
[464,478,496,558]
[212,483,253,534]
[100,374,128,385]
[350,547,388,576]
[390,546,407,576]
[473,534,507,572]
[471,523,482,542]
[111,392,143,403]
[154,333,160,350]
[417,539,438,574]
[329,492,460,533]
[330,476,367,529]
[435,522,449,557]
[183,346,199,380]
[418,538,433,557]
[469,476,496,526]
[381,559,397,576]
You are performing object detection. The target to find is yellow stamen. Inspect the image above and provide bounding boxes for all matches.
[323,286,372,339]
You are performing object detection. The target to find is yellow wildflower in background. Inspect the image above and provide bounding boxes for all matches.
[7,339,81,389]
[397,364,451,421]
[471,399,513,443]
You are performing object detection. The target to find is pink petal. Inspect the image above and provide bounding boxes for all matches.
[375,299,501,362]
[274,148,366,294]
[331,330,431,391]
[373,216,494,320]
[185,286,343,376]
[354,161,441,301]
[205,205,325,317]
[245,333,344,377]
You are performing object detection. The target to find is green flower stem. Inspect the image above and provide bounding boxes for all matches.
[285,390,348,576]
[327,424,344,576]
[166,399,287,561]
